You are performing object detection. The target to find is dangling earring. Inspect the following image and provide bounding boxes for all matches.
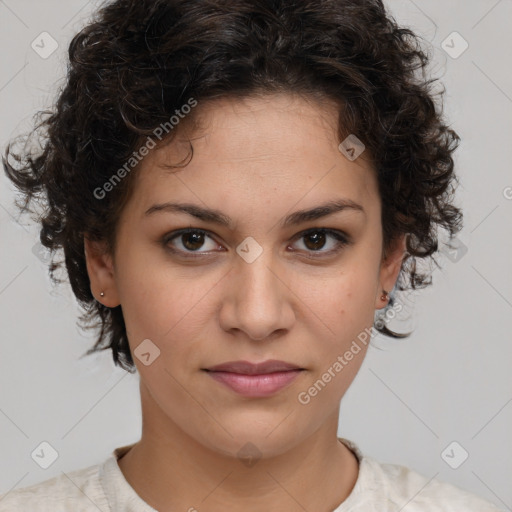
[380,290,389,302]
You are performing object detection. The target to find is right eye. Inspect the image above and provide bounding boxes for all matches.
[162,228,223,256]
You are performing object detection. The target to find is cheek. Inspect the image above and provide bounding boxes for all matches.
[295,268,377,338]
[116,258,220,360]
[291,271,375,402]
[296,282,372,411]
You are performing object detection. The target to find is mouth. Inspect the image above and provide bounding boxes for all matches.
[202,360,305,397]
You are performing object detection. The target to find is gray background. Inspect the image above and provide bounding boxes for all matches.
[0,0,511,508]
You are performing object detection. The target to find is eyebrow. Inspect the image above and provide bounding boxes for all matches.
[144,198,365,228]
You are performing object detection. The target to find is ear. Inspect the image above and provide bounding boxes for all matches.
[375,233,407,309]
[84,235,120,307]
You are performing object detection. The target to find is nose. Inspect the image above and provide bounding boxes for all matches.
[218,249,295,341]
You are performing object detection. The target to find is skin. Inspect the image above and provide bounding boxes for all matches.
[84,92,406,511]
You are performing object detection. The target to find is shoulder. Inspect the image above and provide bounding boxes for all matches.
[0,461,107,512]
[363,456,504,511]
[338,438,504,512]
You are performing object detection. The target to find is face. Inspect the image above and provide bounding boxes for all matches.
[85,93,405,458]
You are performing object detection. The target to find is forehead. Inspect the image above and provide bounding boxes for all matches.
[129,93,379,220]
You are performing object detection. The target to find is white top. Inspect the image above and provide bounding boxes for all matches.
[0,438,503,511]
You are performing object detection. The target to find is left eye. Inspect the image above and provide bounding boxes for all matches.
[162,228,349,257]
[293,228,349,255]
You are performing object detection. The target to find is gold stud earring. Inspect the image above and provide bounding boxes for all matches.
[380,290,389,302]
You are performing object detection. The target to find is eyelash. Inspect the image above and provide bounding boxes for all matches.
[161,227,350,259]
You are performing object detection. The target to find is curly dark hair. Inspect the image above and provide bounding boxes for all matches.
[3,0,462,373]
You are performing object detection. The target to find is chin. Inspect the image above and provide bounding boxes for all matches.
[203,419,311,462]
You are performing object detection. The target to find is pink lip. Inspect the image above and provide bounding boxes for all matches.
[203,359,305,397]
[205,369,303,397]
[205,359,303,374]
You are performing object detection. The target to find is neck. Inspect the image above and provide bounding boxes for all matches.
[117,385,359,512]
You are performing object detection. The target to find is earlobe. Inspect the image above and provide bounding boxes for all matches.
[83,235,120,307]
[375,234,407,309]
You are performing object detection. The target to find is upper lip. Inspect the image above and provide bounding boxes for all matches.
[204,359,303,375]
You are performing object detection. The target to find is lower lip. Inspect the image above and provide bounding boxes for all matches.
[204,370,303,397]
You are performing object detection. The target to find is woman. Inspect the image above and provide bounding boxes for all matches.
[0,0,504,510]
